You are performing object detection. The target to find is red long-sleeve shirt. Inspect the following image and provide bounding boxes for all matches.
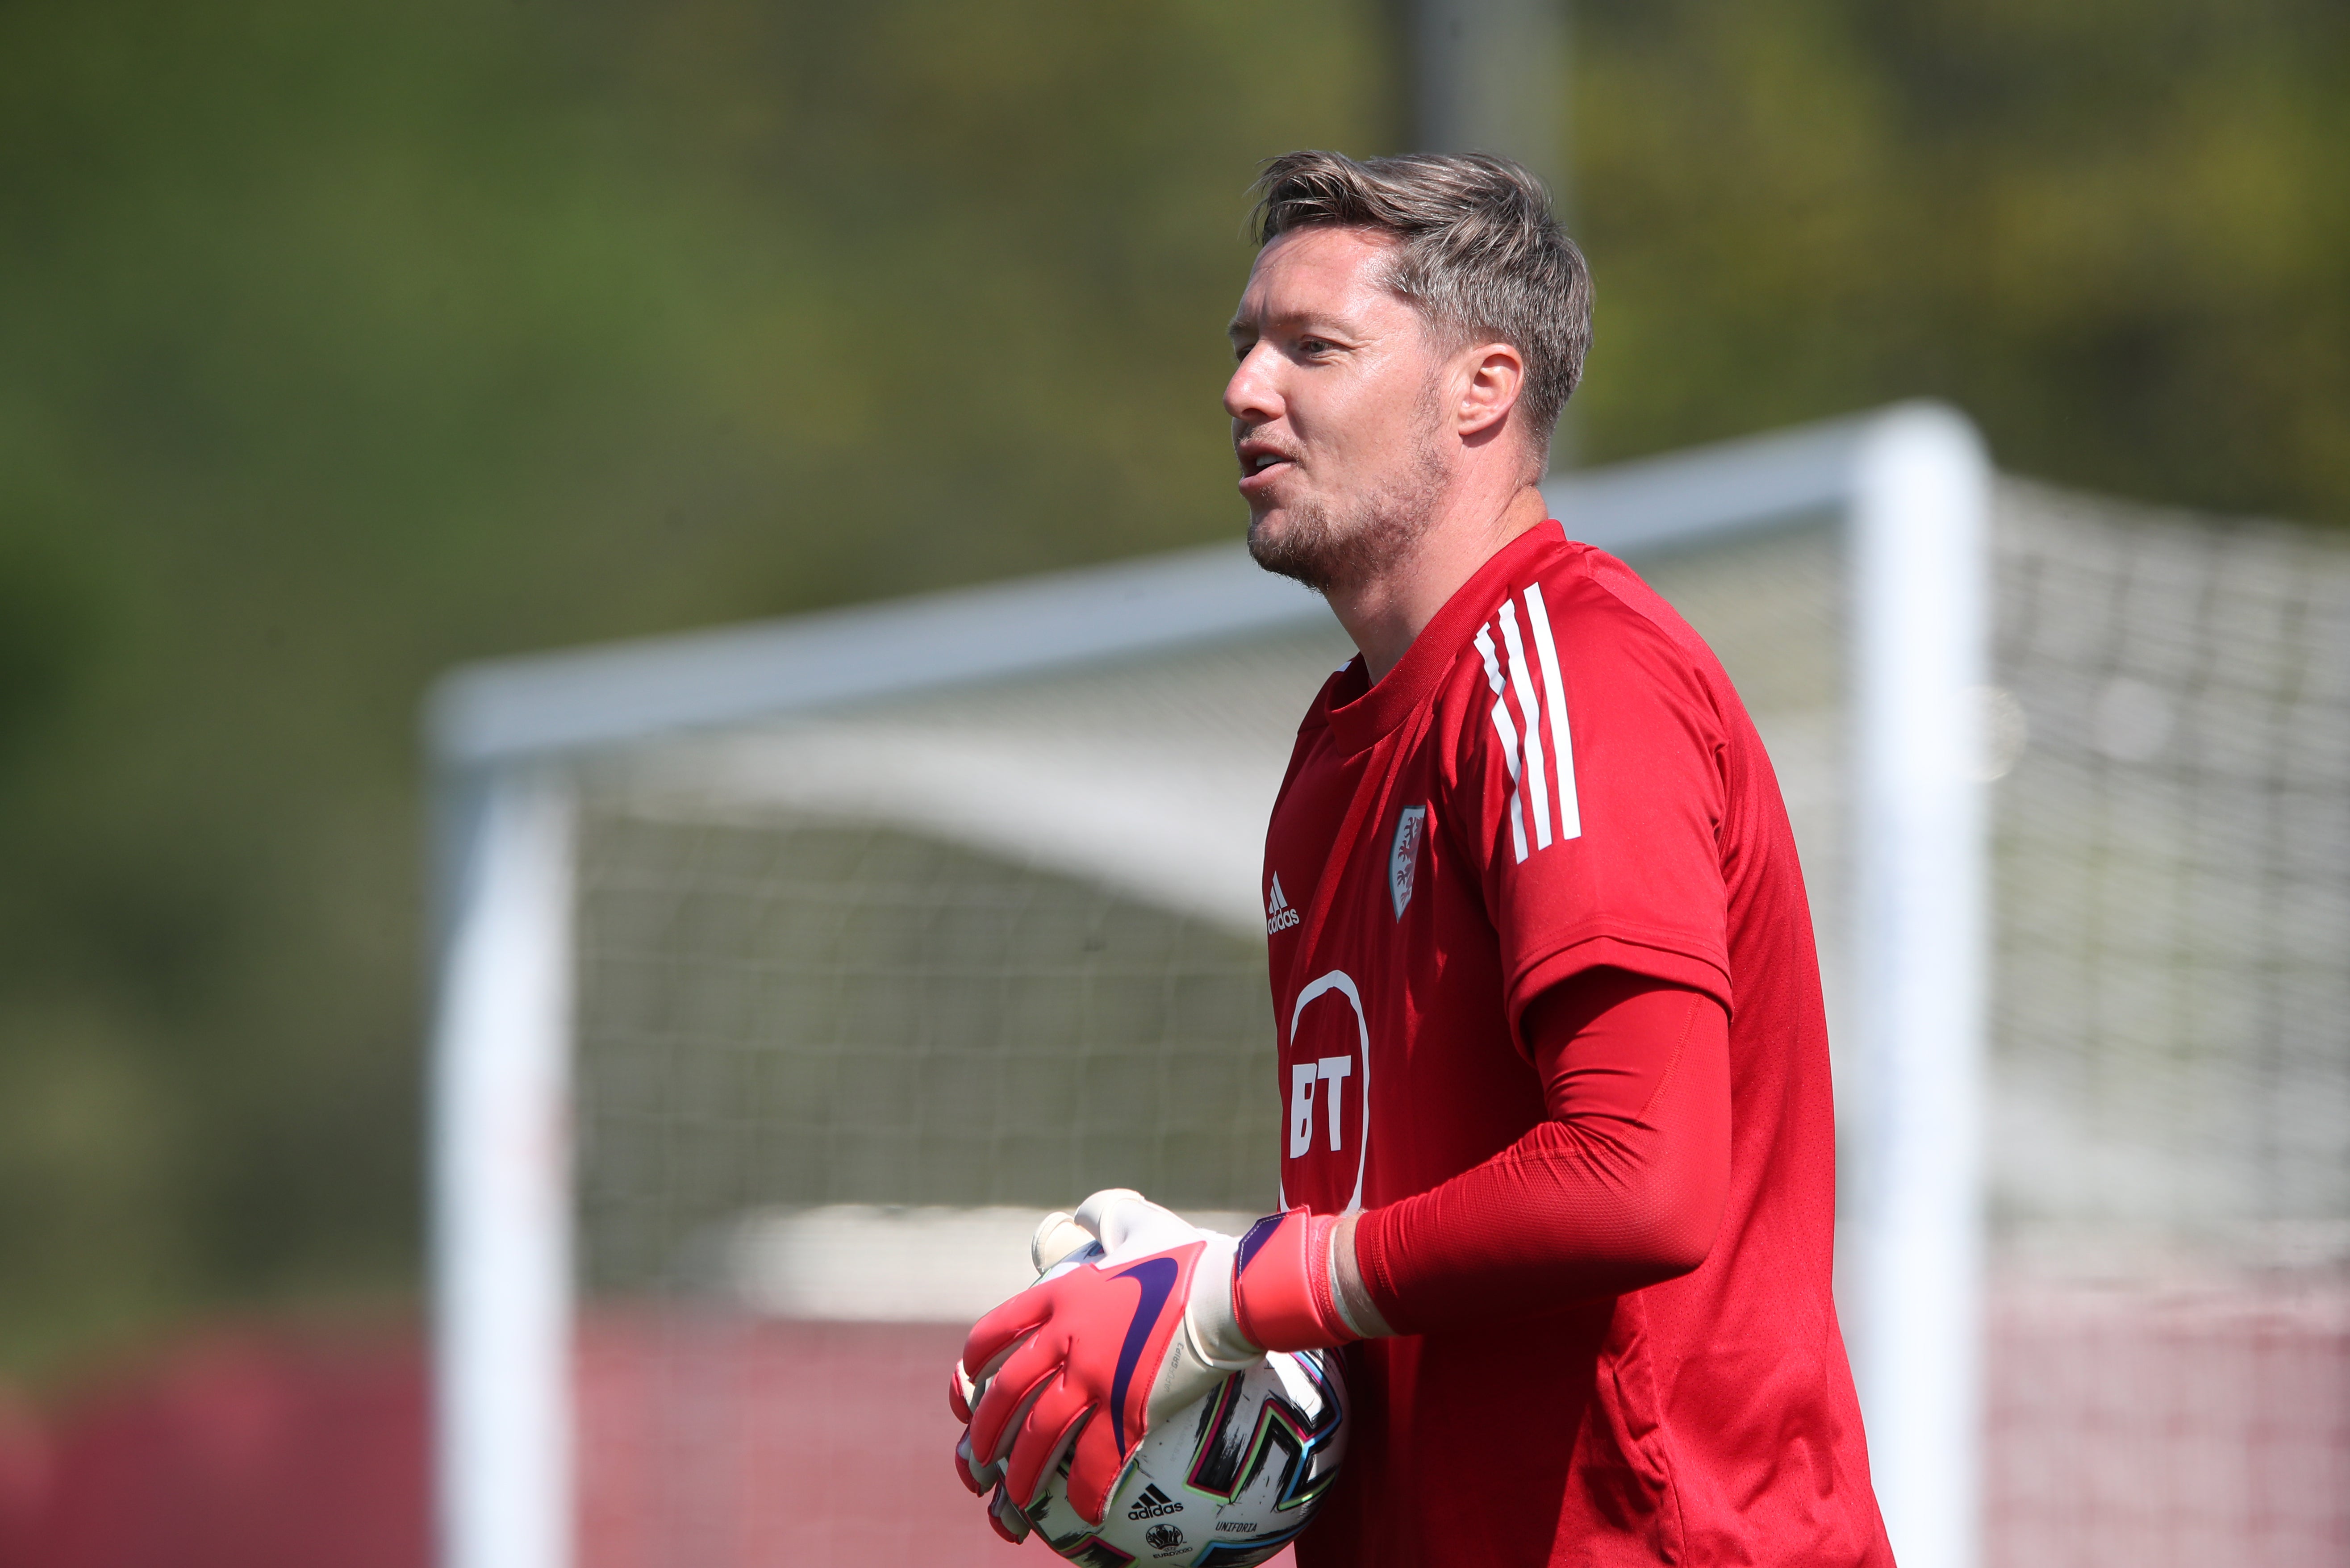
[1265,522,1889,1564]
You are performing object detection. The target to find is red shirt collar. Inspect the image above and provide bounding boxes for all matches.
[1322,520,1568,755]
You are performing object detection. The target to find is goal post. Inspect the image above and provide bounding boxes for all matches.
[430,766,576,1568]
[1845,413,1991,1568]
[426,402,1993,1568]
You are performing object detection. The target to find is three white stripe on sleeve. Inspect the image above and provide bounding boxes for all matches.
[1474,582,1581,864]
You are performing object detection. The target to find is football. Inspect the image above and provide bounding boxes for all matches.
[1021,1348,1347,1568]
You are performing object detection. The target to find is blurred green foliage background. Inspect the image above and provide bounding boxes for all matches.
[0,0,2343,1382]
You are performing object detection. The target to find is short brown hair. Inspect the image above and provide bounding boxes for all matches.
[1250,150,1592,462]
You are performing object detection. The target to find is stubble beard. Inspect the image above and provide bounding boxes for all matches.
[1246,409,1451,597]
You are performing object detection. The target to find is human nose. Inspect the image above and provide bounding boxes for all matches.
[1223,343,1282,424]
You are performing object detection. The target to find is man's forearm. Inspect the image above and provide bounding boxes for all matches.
[1329,976,1731,1338]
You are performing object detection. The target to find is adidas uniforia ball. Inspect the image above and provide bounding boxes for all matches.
[1022,1348,1346,1568]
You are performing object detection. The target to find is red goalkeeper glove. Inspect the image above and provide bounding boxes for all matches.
[952,1191,1365,1530]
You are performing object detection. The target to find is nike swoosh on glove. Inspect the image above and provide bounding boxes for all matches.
[954,1190,1260,1528]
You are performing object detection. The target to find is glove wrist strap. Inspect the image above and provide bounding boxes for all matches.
[1231,1207,1363,1351]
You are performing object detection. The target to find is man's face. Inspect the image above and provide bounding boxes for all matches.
[1225,226,1453,593]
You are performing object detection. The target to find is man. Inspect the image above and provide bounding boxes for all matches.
[954,150,1892,1565]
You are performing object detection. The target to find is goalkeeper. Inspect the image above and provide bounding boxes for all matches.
[954,150,1894,1565]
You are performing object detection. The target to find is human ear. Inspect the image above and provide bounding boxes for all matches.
[1454,343,1525,439]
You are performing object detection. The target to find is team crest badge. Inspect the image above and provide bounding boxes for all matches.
[1389,805,1427,919]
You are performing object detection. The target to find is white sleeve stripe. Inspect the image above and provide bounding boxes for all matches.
[1493,698,1528,864]
[1497,599,1553,851]
[1473,625,1530,863]
[1522,582,1581,840]
[1473,621,1507,698]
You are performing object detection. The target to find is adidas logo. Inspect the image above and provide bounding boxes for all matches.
[1127,1484,1185,1519]
[1265,874,1300,935]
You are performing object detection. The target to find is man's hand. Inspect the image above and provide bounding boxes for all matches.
[948,1208,1099,1542]
[953,1190,1260,1528]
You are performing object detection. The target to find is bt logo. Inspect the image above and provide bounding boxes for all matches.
[1289,1055,1352,1157]
[1284,969,1369,1212]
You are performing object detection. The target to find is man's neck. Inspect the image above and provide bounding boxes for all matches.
[1331,482,1551,684]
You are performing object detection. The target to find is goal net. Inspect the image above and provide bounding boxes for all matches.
[1983,483,2350,1565]
[428,405,2347,1568]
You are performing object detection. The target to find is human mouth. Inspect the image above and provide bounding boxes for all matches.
[1236,442,1296,495]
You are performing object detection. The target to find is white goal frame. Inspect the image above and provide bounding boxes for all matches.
[426,401,1991,1568]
